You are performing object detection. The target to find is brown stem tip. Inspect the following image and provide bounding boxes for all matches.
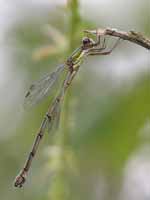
[14,171,27,188]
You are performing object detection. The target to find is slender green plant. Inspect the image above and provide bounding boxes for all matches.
[48,1,81,199]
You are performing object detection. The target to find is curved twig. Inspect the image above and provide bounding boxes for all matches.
[84,28,150,50]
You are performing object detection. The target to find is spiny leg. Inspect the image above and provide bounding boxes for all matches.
[93,35,106,49]
[88,38,121,56]
[92,37,107,52]
[93,34,101,46]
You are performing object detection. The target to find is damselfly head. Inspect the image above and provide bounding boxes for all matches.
[82,37,94,49]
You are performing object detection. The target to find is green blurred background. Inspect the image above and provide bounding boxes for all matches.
[0,0,150,200]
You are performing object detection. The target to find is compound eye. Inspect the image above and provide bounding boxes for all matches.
[82,37,91,45]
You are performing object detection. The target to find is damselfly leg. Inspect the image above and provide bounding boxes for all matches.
[88,38,121,56]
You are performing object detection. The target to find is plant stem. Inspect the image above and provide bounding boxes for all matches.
[61,0,81,145]
[49,1,81,199]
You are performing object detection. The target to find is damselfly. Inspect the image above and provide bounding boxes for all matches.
[14,31,121,188]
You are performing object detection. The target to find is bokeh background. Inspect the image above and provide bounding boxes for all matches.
[0,0,149,200]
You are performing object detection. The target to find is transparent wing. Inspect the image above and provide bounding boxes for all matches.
[24,64,65,108]
[47,101,61,134]
[47,71,72,134]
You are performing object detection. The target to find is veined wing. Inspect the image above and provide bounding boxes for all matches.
[47,71,72,134]
[47,100,61,134]
[24,64,66,108]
